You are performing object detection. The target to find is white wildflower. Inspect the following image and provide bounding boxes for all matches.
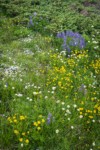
[45,96,48,99]
[92,142,95,146]
[21,143,24,147]
[33,92,38,95]
[62,108,65,111]
[61,102,65,105]
[52,87,56,90]
[73,104,77,108]
[67,105,70,108]
[66,109,71,114]
[92,120,95,123]
[29,98,32,102]
[15,93,23,97]
[79,115,83,118]
[55,129,59,134]
[71,126,74,129]
[51,91,54,94]
[65,113,67,116]
[56,100,60,103]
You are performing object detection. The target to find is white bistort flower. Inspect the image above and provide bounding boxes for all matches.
[55,129,59,134]
[33,92,38,95]
[52,87,56,90]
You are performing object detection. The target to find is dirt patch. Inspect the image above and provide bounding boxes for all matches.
[80,10,89,16]
[83,1,96,7]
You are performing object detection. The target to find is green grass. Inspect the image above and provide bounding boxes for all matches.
[0,0,100,150]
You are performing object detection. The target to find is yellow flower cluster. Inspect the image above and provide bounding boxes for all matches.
[33,119,45,131]
[45,37,51,43]
[90,59,100,74]
[20,115,26,121]
[94,104,100,114]
[14,130,19,135]
[19,138,29,144]
[14,129,30,144]
[67,59,76,67]
[54,66,66,73]
[78,105,99,121]
[7,114,26,124]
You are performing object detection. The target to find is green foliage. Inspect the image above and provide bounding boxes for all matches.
[0,0,100,149]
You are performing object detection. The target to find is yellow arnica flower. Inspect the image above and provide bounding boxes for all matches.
[42,119,45,123]
[25,139,29,144]
[37,121,41,125]
[33,122,38,126]
[94,110,96,113]
[13,116,16,119]
[80,112,82,115]
[20,116,26,120]
[7,117,12,123]
[19,138,23,142]
[13,119,17,123]
[39,115,42,118]
[86,110,92,113]
[79,108,84,111]
[7,117,11,120]
[88,116,93,119]
[97,106,100,111]
[37,127,41,130]
[14,130,19,135]
[22,132,26,136]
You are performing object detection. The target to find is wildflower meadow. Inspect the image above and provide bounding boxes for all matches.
[0,0,100,150]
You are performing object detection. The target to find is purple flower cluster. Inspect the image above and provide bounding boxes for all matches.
[28,16,34,27]
[28,12,37,27]
[47,113,52,124]
[57,30,85,53]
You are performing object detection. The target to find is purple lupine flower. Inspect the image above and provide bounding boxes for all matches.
[79,84,87,95]
[47,113,52,124]
[74,32,82,38]
[57,30,85,52]
[62,36,67,49]
[57,32,66,38]
[73,38,79,46]
[33,12,37,16]
[79,38,85,49]
[65,30,74,37]
[28,16,34,27]
[66,45,71,53]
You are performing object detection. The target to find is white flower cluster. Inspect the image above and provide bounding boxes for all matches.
[4,66,19,76]
[24,49,34,55]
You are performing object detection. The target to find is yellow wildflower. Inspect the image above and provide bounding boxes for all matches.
[86,110,92,113]
[79,108,84,111]
[88,116,93,119]
[14,130,19,135]
[19,138,23,142]
[42,119,45,123]
[39,115,42,118]
[97,106,100,111]
[13,119,17,123]
[7,117,12,123]
[22,132,26,136]
[13,116,16,119]
[80,112,82,115]
[94,110,96,113]
[33,122,38,126]
[37,127,41,130]
[7,117,11,121]
[20,116,25,121]
[37,121,41,125]
[25,139,29,144]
